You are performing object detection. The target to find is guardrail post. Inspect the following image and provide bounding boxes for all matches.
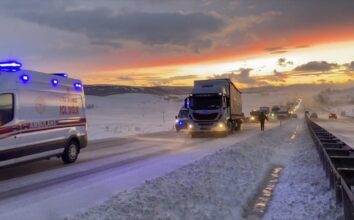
[330,171,335,188]
[336,181,343,204]
[343,191,354,220]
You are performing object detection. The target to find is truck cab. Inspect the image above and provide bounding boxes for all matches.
[249,109,260,122]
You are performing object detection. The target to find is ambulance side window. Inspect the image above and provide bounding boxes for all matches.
[0,94,14,126]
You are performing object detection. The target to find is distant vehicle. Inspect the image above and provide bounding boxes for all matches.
[0,61,87,168]
[175,107,189,132]
[277,106,289,119]
[249,109,260,122]
[329,113,337,119]
[286,102,296,110]
[310,112,318,119]
[187,79,243,137]
[271,105,281,119]
[271,105,280,114]
[259,106,270,115]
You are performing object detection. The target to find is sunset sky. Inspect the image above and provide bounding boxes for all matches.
[0,0,353,87]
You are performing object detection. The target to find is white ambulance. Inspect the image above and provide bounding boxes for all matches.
[0,61,87,167]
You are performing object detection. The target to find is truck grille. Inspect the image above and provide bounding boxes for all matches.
[193,113,218,121]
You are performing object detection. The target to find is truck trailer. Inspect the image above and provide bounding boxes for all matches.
[0,61,87,168]
[187,79,243,137]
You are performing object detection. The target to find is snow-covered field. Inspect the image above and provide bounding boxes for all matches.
[86,91,299,141]
[86,94,182,140]
[67,118,339,220]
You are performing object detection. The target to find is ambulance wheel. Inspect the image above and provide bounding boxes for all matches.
[62,140,79,164]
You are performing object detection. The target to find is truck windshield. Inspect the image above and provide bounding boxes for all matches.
[190,95,222,110]
[0,94,14,127]
[178,110,189,118]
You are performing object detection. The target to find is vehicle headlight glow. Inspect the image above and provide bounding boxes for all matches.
[218,123,224,128]
[175,119,179,123]
[250,116,255,120]
[188,124,193,129]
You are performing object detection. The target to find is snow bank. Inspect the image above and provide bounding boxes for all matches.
[67,120,301,220]
[264,122,342,220]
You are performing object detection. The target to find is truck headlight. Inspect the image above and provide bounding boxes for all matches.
[250,116,255,121]
[218,123,224,128]
[188,124,193,129]
[175,119,179,123]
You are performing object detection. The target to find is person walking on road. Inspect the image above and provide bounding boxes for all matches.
[258,111,268,131]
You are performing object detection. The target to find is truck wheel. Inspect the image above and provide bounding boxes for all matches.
[62,140,79,164]
[235,122,242,131]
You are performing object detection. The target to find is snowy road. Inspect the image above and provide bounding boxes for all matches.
[0,123,275,220]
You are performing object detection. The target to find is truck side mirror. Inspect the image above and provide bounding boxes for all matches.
[184,97,190,109]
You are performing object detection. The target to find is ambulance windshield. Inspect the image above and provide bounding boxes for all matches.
[0,94,14,126]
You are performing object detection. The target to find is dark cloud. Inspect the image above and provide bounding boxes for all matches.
[211,68,256,85]
[1,0,353,53]
[116,74,198,86]
[317,79,327,84]
[265,47,289,54]
[1,3,224,49]
[257,69,287,83]
[293,61,339,72]
[91,40,122,48]
[277,58,294,67]
[116,76,134,81]
[295,45,310,49]
[167,75,199,80]
[265,46,286,52]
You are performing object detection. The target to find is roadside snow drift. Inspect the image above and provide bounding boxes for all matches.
[67,119,339,220]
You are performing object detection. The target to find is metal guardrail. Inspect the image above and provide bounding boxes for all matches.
[306,115,354,220]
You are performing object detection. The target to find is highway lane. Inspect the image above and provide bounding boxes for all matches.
[0,123,271,200]
[0,122,282,220]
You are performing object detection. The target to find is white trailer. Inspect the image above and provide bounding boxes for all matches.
[0,61,87,167]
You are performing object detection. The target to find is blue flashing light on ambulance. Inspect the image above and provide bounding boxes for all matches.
[0,60,87,167]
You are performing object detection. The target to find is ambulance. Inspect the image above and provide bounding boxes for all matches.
[0,61,87,167]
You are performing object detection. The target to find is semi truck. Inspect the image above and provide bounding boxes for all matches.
[0,61,87,168]
[186,79,243,137]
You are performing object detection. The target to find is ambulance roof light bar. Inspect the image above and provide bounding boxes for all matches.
[0,60,22,72]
